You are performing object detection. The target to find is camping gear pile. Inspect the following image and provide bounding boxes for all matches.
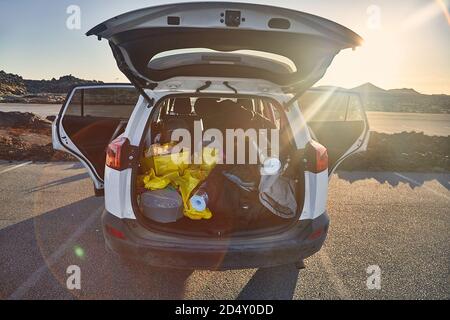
[137,143,299,225]
[138,143,218,220]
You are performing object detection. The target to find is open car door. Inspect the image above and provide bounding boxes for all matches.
[52,85,139,191]
[298,88,370,174]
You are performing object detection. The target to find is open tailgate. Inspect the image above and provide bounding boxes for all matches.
[86,2,363,92]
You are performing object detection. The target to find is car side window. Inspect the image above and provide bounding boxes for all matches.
[298,90,363,122]
[64,87,139,119]
[64,90,82,116]
[84,88,139,118]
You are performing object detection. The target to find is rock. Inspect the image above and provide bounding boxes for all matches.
[339,132,450,172]
[0,71,27,95]
[0,111,51,129]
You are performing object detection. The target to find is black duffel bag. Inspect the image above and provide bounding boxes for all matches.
[205,165,283,231]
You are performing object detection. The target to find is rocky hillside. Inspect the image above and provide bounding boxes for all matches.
[314,83,450,114]
[25,75,102,94]
[350,83,450,114]
[0,71,27,96]
[0,70,103,104]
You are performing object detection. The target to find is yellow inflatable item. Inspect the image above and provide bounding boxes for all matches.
[143,169,179,190]
[140,144,218,220]
[172,169,213,220]
[141,150,190,176]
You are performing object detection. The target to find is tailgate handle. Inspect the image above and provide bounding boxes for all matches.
[223,81,238,94]
[196,81,212,93]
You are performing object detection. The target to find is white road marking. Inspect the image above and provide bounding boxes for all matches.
[318,249,352,299]
[394,172,450,200]
[8,206,102,300]
[0,161,32,175]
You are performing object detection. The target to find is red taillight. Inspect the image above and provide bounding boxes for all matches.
[105,224,126,240]
[306,140,328,173]
[106,137,128,170]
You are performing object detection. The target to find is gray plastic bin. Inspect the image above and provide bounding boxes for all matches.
[139,188,184,223]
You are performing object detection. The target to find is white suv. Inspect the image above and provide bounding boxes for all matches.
[52,2,369,270]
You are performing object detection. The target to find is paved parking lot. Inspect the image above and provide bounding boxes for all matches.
[0,161,449,299]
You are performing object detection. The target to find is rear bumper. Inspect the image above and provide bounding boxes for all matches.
[102,210,329,270]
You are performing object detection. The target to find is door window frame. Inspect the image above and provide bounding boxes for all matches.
[56,84,138,185]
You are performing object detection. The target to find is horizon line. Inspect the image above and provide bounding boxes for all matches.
[1,69,448,96]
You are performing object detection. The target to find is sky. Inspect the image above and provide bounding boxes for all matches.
[0,0,449,94]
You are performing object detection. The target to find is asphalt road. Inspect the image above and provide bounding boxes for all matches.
[1,103,449,136]
[0,161,448,300]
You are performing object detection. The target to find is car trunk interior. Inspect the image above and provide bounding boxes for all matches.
[134,94,305,238]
